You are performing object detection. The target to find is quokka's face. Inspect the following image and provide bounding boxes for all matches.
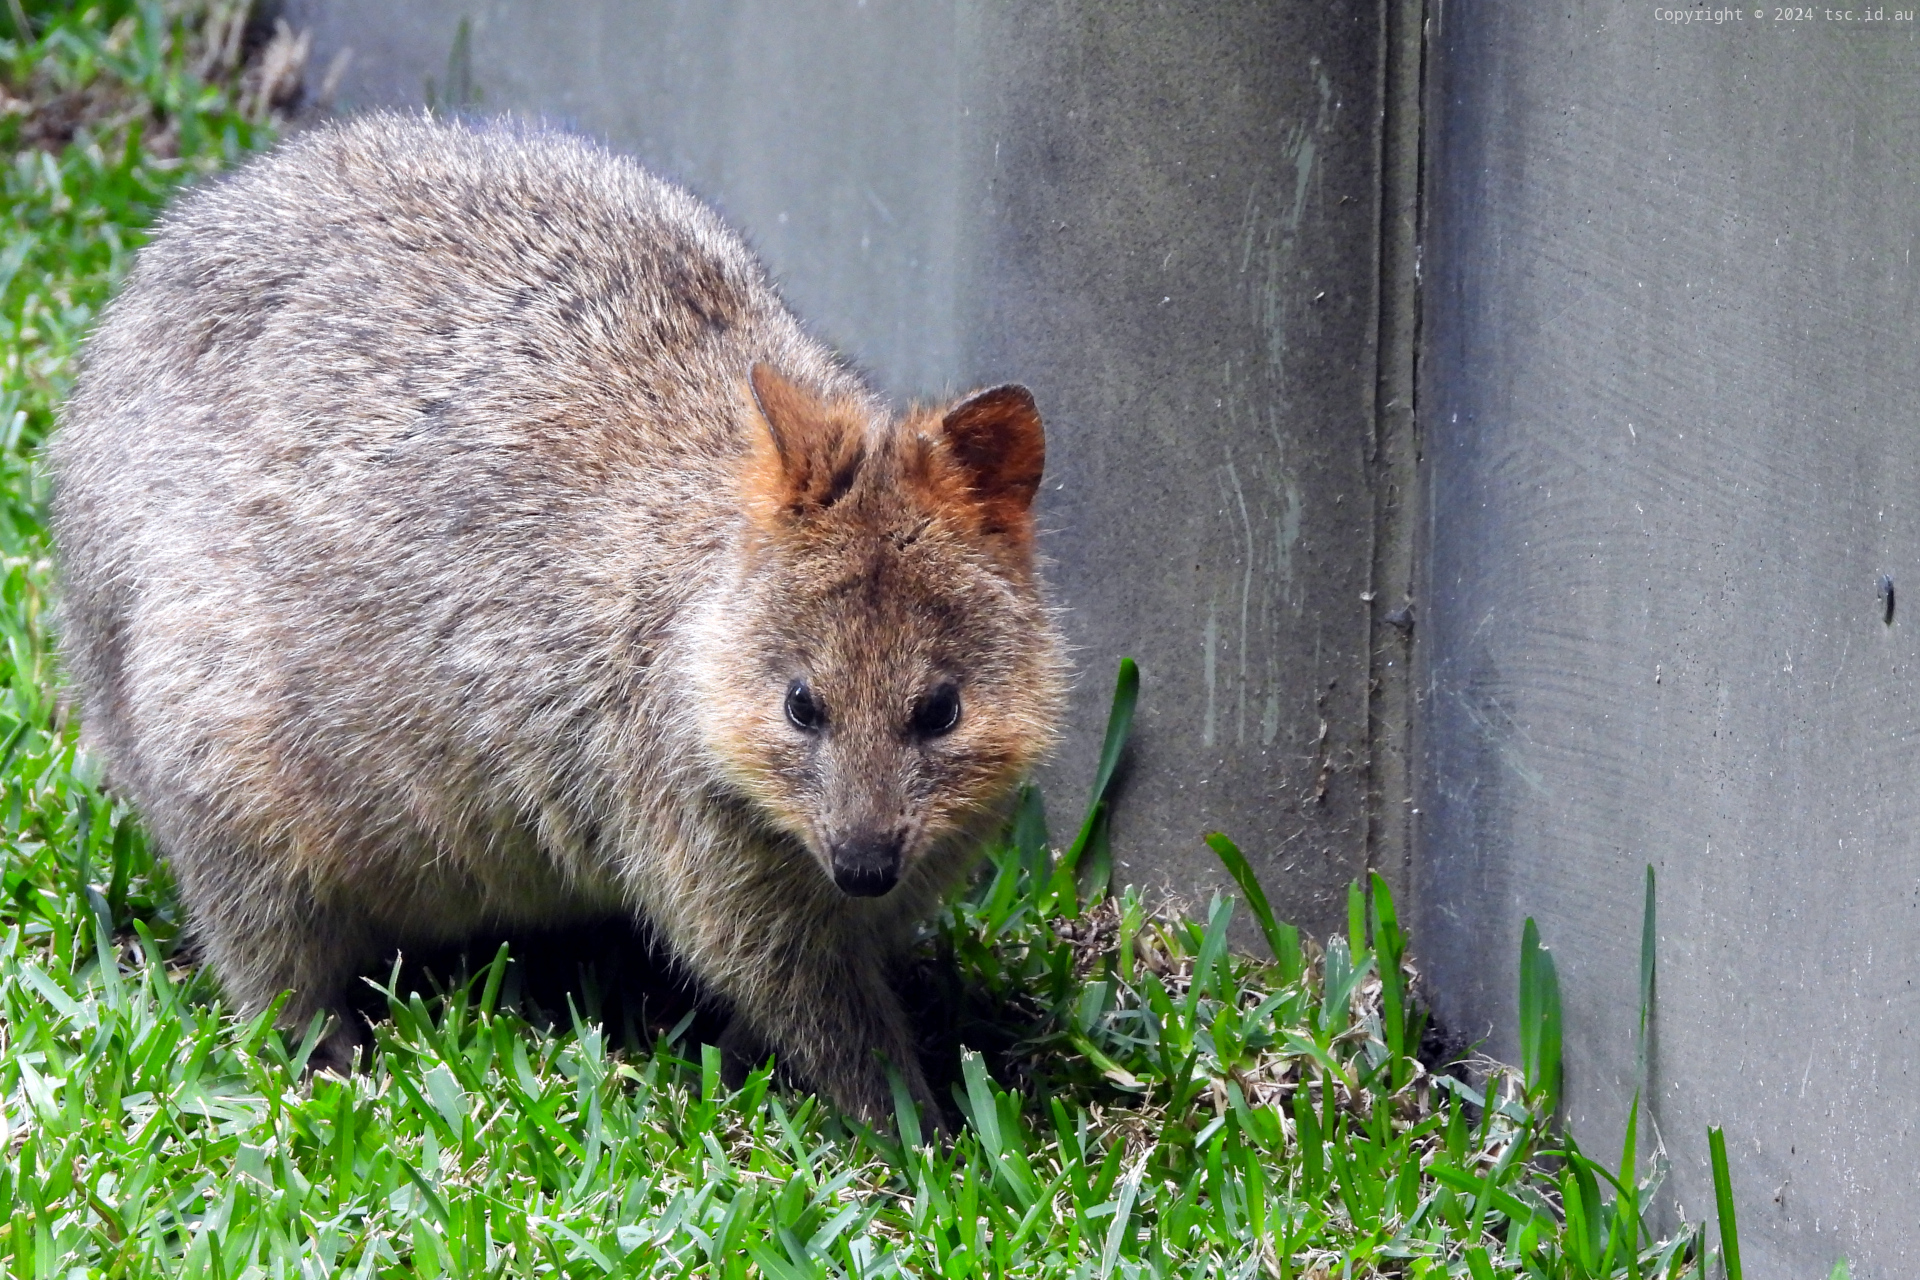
[694,367,1066,898]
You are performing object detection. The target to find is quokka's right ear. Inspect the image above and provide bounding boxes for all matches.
[742,363,869,520]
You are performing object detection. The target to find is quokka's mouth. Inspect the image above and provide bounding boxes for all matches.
[832,862,899,897]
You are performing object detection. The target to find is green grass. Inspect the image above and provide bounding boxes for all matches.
[0,6,1761,1278]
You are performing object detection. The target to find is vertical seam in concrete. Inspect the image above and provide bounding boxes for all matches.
[1363,0,1428,908]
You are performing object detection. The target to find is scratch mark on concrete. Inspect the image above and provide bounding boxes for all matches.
[1268,408,1304,614]
[1276,489,1303,605]
[1451,685,1551,797]
[1203,603,1219,749]
[1286,129,1315,234]
[1226,454,1255,746]
[1238,186,1261,275]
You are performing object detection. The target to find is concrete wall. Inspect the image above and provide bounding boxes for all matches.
[1416,4,1920,1275]
[278,0,1404,935]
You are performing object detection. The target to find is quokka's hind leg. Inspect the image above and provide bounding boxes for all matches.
[167,844,380,1072]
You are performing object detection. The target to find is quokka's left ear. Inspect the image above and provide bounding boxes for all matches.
[937,384,1045,546]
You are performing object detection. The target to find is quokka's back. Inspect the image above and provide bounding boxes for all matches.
[50,114,1067,1120]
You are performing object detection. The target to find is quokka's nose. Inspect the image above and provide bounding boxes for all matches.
[830,831,904,897]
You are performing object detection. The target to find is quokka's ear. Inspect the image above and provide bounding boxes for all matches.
[743,363,869,518]
[936,384,1046,545]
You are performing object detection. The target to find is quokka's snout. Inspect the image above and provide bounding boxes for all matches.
[48,113,1068,1121]
[829,831,904,898]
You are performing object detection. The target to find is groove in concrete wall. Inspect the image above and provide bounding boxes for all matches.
[1363,0,1426,907]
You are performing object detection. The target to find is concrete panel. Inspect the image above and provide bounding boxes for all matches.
[1417,4,1920,1274]
[277,0,1394,933]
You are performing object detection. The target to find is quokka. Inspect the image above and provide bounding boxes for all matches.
[49,114,1068,1120]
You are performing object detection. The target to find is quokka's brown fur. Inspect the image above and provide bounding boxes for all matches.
[49,113,1068,1120]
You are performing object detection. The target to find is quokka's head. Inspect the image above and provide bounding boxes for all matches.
[692,364,1069,899]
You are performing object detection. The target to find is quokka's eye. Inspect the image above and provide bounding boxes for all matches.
[911,683,962,738]
[785,680,826,732]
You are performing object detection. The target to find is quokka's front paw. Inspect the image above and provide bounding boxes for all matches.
[846,1053,955,1138]
[717,1016,776,1091]
[304,1005,373,1078]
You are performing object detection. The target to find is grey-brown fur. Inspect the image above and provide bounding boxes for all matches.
[49,113,1067,1119]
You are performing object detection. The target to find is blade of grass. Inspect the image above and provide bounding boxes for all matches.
[887,1063,922,1151]
[1204,832,1301,983]
[1708,1126,1742,1280]
[1368,872,1408,1093]
[478,941,511,1020]
[1079,813,1114,905]
[1061,657,1138,875]
[1561,1164,1599,1274]
[1011,784,1050,884]
[1428,1150,1541,1242]
[1098,1152,1147,1280]
[1183,895,1233,1020]
[1617,1091,1642,1280]
[1518,918,1562,1119]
